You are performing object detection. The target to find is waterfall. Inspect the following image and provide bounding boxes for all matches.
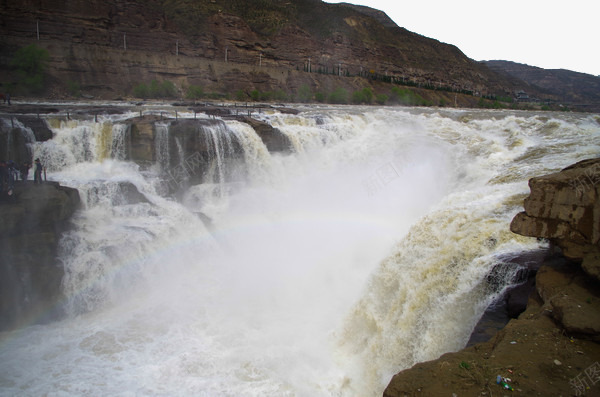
[1,105,599,397]
[155,122,170,170]
[110,123,129,161]
[203,122,236,188]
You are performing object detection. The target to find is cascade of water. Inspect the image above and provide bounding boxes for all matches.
[1,106,599,397]
[96,122,113,161]
[110,123,129,160]
[155,122,170,170]
[201,121,238,194]
[31,120,110,171]
[226,120,273,184]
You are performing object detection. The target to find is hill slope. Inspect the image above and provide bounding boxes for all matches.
[484,60,600,111]
[0,0,593,109]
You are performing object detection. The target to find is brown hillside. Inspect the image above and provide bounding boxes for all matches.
[0,0,539,102]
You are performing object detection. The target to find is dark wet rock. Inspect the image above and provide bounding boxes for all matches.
[18,116,54,142]
[232,115,292,152]
[467,249,547,346]
[0,181,80,331]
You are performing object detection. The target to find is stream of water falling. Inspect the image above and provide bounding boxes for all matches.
[1,105,599,396]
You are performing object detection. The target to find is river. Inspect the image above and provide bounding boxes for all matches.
[1,104,599,396]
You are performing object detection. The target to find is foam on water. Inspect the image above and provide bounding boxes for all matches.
[1,106,599,396]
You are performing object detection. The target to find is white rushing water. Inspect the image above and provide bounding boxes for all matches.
[1,105,599,396]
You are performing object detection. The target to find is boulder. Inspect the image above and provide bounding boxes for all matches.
[536,262,600,340]
[582,251,600,281]
[233,116,292,152]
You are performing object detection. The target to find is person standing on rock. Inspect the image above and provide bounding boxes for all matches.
[34,158,43,184]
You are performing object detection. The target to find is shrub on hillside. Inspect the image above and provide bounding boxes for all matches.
[389,86,427,106]
[186,85,204,99]
[328,87,348,104]
[351,87,374,104]
[11,44,49,94]
[133,80,177,99]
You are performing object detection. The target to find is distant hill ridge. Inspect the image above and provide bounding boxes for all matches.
[484,60,600,110]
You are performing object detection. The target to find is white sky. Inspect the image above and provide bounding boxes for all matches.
[325,0,599,76]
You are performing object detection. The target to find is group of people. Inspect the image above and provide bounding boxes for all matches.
[0,158,45,195]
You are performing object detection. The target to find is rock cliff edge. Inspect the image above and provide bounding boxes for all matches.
[0,182,80,331]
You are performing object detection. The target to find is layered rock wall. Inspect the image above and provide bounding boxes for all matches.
[510,158,600,279]
[0,0,519,100]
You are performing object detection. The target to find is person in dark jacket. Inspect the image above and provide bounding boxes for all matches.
[34,158,43,184]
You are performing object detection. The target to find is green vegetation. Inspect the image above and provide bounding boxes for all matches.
[388,87,429,106]
[477,97,506,109]
[230,84,440,107]
[67,80,81,97]
[297,84,312,103]
[133,80,177,99]
[186,85,204,99]
[328,87,349,104]
[235,90,246,102]
[351,87,374,104]
[10,44,49,94]
[375,93,388,105]
[250,89,261,101]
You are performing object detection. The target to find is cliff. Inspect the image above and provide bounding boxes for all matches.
[0,181,80,331]
[384,159,600,396]
[0,0,523,102]
[510,158,600,279]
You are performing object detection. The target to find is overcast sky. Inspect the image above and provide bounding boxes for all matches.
[325,0,599,76]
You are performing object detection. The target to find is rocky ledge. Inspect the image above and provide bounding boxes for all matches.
[0,181,80,331]
[383,158,600,397]
[510,158,600,281]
